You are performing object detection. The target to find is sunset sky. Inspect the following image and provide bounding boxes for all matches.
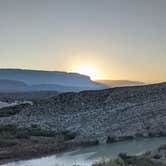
[0,0,166,82]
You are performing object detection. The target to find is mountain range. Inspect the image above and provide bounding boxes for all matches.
[0,69,106,92]
[96,80,145,87]
[0,69,146,92]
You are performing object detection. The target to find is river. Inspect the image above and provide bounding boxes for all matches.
[2,137,166,166]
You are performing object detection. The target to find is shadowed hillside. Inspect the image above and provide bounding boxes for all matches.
[0,82,166,143]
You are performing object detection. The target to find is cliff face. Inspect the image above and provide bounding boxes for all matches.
[0,83,166,143]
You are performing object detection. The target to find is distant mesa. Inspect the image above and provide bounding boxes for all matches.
[0,69,146,92]
[0,69,106,92]
[96,80,145,88]
[0,79,28,92]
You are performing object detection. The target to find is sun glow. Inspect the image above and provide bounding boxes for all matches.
[72,65,98,80]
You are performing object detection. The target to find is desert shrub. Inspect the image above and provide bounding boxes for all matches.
[15,129,30,139]
[0,125,30,139]
[0,124,55,138]
[0,104,29,117]
[118,153,130,161]
[0,124,17,137]
[153,154,161,159]
[106,136,133,144]
[107,136,116,143]
[0,139,17,148]
[158,144,166,151]
[0,124,17,133]
[62,131,76,140]
[92,157,126,166]
[27,128,54,137]
[0,125,76,141]
[31,124,38,128]
[128,157,163,166]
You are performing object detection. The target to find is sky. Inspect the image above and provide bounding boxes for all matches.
[0,0,166,82]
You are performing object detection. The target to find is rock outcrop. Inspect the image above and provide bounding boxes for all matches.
[0,83,166,143]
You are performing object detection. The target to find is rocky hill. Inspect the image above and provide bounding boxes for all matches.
[0,83,166,143]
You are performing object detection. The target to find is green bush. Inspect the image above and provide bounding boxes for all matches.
[0,139,17,148]
[0,104,29,117]
[31,124,38,128]
[0,124,30,139]
[62,131,76,140]
[15,129,30,139]
[92,158,126,166]
[118,153,130,161]
[0,125,76,140]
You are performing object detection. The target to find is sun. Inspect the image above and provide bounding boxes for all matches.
[72,65,97,80]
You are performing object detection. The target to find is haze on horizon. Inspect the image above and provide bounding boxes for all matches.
[0,0,166,83]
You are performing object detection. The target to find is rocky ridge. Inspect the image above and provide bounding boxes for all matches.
[0,83,166,143]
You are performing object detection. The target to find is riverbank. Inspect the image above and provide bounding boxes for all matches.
[93,144,166,166]
[1,83,166,165]
[1,124,166,165]
[0,124,98,165]
[1,136,166,166]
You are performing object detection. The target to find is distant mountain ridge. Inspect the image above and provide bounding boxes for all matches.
[0,69,147,92]
[0,79,28,92]
[0,69,92,86]
[96,80,145,87]
[0,69,106,92]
